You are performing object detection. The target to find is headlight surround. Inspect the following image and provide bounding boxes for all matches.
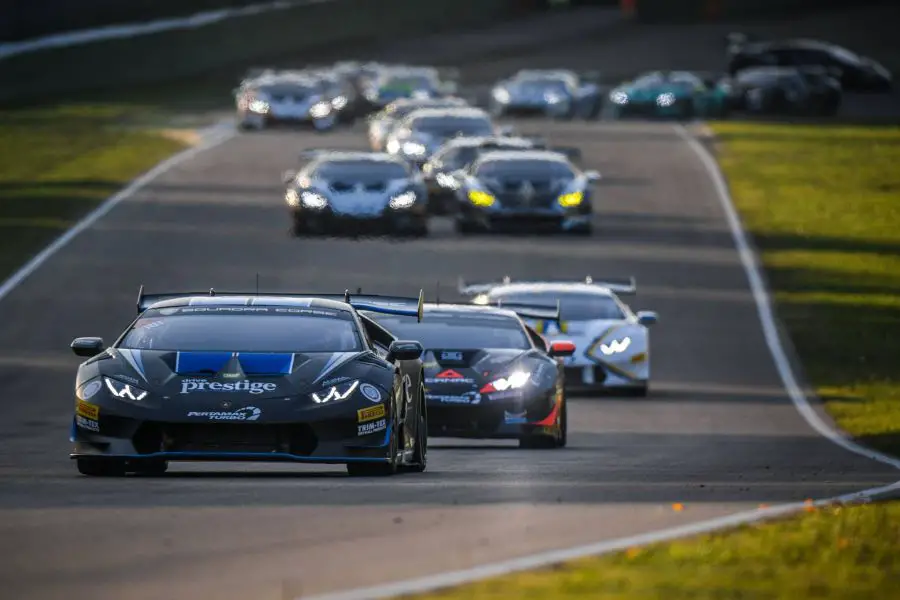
[248,99,270,113]
[285,189,300,207]
[436,172,459,189]
[312,379,359,404]
[300,191,328,209]
[656,92,676,107]
[480,370,531,393]
[104,377,148,402]
[331,95,348,110]
[310,101,332,118]
[595,337,632,356]
[492,87,511,103]
[389,191,417,209]
[402,142,426,157]
[76,379,103,401]
[468,190,496,207]
[609,91,628,105]
[386,139,401,154]
[558,191,583,207]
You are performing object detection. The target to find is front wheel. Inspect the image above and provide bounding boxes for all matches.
[405,385,428,473]
[347,417,399,477]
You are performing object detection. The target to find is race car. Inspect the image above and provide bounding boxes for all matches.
[421,136,582,215]
[384,106,507,167]
[284,150,429,237]
[726,35,892,92]
[606,71,730,119]
[725,66,842,116]
[69,288,429,477]
[234,70,341,131]
[451,149,599,235]
[489,69,603,119]
[361,66,458,109]
[458,276,658,395]
[363,300,574,448]
[367,96,470,152]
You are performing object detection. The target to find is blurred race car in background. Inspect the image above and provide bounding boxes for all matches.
[421,136,582,215]
[726,66,842,116]
[70,288,429,476]
[459,276,658,395]
[606,71,730,119]
[361,66,459,109]
[726,34,892,92]
[385,106,509,167]
[367,97,471,152]
[235,69,345,131]
[489,69,603,119]
[364,300,573,448]
[450,149,599,235]
[283,150,429,237]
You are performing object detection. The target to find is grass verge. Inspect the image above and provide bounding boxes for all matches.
[0,103,188,281]
[399,123,900,599]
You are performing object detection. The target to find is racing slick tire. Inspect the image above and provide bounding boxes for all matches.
[76,458,127,477]
[403,384,428,473]
[519,400,566,449]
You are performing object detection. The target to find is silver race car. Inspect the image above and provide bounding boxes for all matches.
[283,150,428,237]
[367,97,470,152]
[489,69,603,119]
[458,276,658,395]
[235,70,339,131]
[385,107,508,167]
[361,66,458,109]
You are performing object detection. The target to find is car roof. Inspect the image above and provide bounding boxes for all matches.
[145,296,355,312]
[486,283,616,297]
[405,107,489,119]
[442,136,534,148]
[310,151,405,163]
[475,149,569,163]
[368,303,523,320]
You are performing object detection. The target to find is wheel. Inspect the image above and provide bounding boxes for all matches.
[76,458,126,477]
[347,417,399,477]
[556,400,567,448]
[290,214,306,237]
[133,460,168,476]
[406,384,428,473]
[518,400,564,449]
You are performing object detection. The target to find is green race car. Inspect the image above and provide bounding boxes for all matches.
[606,71,731,119]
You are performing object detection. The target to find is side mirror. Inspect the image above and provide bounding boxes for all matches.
[71,337,105,357]
[387,340,424,362]
[282,170,296,184]
[548,340,576,358]
[584,170,602,183]
[636,311,658,327]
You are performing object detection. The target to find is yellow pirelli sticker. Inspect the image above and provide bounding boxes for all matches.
[357,404,385,423]
[76,400,99,420]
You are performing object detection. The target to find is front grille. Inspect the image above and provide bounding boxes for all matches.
[495,192,558,209]
[132,422,318,455]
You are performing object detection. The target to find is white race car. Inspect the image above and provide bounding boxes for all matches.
[458,276,658,395]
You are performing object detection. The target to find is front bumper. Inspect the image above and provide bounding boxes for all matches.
[457,205,591,233]
[292,207,426,235]
[427,390,559,439]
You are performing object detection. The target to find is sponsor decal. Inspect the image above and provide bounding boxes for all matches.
[360,383,383,403]
[358,418,387,436]
[76,400,99,420]
[429,391,481,405]
[426,369,474,385]
[358,404,386,423]
[441,351,463,361]
[80,380,102,400]
[435,369,464,379]
[187,406,262,421]
[114,374,141,386]
[322,376,351,387]
[504,410,527,424]
[75,415,100,432]
[180,379,276,395]
[220,371,243,379]
[402,374,413,406]
[139,320,165,330]
[423,361,439,369]
[488,390,524,401]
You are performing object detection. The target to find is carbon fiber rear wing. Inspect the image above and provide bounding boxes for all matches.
[351,291,561,324]
[457,275,637,296]
[136,287,425,321]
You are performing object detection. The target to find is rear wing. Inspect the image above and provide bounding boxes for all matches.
[136,286,425,322]
[352,290,561,324]
[299,147,379,161]
[457,275,637,296]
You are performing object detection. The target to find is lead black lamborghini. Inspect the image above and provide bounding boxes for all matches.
[363,300,576,448]
[69,289,428,477]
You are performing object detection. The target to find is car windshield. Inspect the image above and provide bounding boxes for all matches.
[517,78,569,93]
[382,75,433,91]
[475,159,574,179]
[120,309,362,352]
[373,313,531,350]
[312,160,408,180]
[412,116,493,137]
[259,83,320,98]
[491,291,625,321]
[829,46,862,65]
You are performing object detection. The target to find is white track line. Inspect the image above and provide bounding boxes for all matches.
[293,125,900,600]
[0,122,235,304]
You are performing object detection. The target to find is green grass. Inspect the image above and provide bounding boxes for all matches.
[710,122,900,457]
[0,103,187,280]
[406,503,900,600]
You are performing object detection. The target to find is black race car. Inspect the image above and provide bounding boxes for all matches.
[364,300,575,449]
[451,149,599,235]
[421,136,582,215]
[726,66,842,116]
[726,35,892,93]
[69,288,428,477]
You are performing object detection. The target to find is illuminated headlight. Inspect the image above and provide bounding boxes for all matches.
[312,380,359,404]
[331,95,348,110]
[596,337,632,356]
[310,102,332,118]
[436,173,459,189]
[468,190,495,207]
[609,91,628,105]
[389,191,417,209]
[249,99,270,113]
[558,191,583,207]
[285,189,300,207]
[104,377,148,402]
[656,93,676,107]
[544,92,567,104]
[492,87,511,103]
[386,139,401,154]
[300,191,328,209]
[480,371,531,393]
[402,142,426,157]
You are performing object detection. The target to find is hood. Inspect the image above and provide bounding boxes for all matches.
[312,178,408,215]
[421,348,538,403]
[480,175,570,197]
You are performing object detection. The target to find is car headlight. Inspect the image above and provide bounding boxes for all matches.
[595,337,632,356]
[312,379,359,404]
[402,142,426,157]
[386,139,401,154]
[544,92,567,104]
[76,379,103,401]
[480,370,531,393]
[389,191,417,209]
[492,87,511,103]
[248,99,269,113]
[300,191,328,209]
[285,189,300,207]
[468,190,495,207]
[656,93,676,107]
[436,172,459,189]
[609,91,628,105]
[558,191,583,207]
[331,95,348,110]
[104,377,148,402]
[310,101,332,118]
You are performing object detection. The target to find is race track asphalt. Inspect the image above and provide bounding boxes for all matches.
[2,8,899,600]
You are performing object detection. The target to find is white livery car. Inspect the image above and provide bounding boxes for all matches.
[458,276,658,395]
